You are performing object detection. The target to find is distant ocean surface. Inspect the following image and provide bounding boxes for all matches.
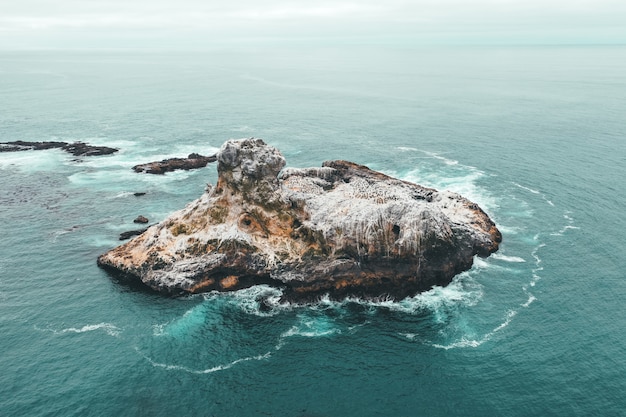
[1,45,624,416]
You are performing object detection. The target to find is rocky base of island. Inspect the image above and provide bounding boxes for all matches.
[98,138,501,302]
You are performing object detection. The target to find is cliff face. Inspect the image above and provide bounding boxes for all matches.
[97,138,501,301]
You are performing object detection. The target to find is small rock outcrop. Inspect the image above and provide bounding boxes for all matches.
[134,215,149,224]
[0,141,118,156]
[132,153,217,174]
[98,138,501,301]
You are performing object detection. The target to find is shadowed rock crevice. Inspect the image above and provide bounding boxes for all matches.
[98,138,501,301]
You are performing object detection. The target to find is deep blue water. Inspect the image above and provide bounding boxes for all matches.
[1,45,625,416]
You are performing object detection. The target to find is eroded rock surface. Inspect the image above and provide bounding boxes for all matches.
[98,138,501,301]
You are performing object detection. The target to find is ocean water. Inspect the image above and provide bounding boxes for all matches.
[0,45,625,416]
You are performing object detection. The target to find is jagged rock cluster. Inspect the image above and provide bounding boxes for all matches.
[132,153,217,174]
[0,141,118,156]
[98,138,501,301]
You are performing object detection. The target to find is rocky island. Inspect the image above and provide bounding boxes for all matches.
[98,138,501,301]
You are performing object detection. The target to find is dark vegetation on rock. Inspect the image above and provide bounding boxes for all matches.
[98,138,501,302]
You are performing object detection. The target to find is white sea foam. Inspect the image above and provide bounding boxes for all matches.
[67,166,196,192]
[529,273,541,287]
[110,191,136,199]
[472,258,490,269]
[550,212,579,236]
[512,182,555,207]
[472,257,520,273]
[85,235,120,248]
[513,182,540,194]
[216,285,288,317]
[521,294,536,308]
[63,142,219,188]
[281,314,341,338]
[433,222,541,351]
[50,229,72,242]
[527,239,546,289]
[401,166,497,214]
[432,337,483,350]
[491,253,526,263]
[418,150,462,167]
[75,157,135,170]
[347,321,370,333]
[153,302,208,338]
[154,286,287,339]
[492,309,517,332]
[0,148,67,172]
[333,276,484,320]
[36,323,121,337]
[497,225,521,235]
[137,348,272,374]
[251,271,485,322]
[550,225,580,236]
[531,243,546,265]
[432,309,518,350]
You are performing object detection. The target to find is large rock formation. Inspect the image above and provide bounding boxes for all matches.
[98,138,501,301]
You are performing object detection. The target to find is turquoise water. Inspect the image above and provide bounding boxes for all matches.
[1,45,625,416]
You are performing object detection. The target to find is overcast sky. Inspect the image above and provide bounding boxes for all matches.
[1,0,625,49]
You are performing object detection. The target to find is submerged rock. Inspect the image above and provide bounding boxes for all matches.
[98,138,501,301]
[132,153,217,174]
